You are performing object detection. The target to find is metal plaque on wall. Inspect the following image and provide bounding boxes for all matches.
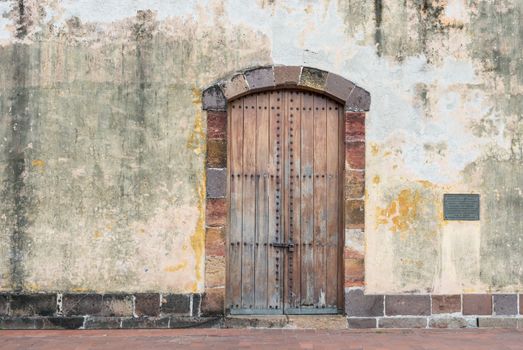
[443,194,480,221]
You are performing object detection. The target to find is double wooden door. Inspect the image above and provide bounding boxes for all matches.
[227,89,344,315]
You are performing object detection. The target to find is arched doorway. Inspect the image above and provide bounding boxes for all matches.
[201,66,370,316]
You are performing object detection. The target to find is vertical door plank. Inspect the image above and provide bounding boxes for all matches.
[313,94,327,309]
[325,99,339,308]
[300,92,315,308]
[241,94,257,309]
[337,106,345,309]
[229,98,244,310]
[254,92,269,309]
[282,91,290,309]
[284,91,302,308]
[267,91,283,311]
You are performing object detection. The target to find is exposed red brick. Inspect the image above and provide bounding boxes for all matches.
[344,247,364,259]
[463,294,492,315]
[205,256,226,288]
[432,295,461,314]
[206,198,227,227]
[207,111,227,139]
[345,170,365,199]
[345,200,364,228]
[207,139,227,168]
[344,257,364,287]
[205,227,225,256]
[345,112,365,142]
[346,141,365,170]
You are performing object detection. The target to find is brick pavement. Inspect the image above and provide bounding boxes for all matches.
[1,329,523,350]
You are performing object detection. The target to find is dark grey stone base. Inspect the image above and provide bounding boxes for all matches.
[0,292,213,329]
[0,316,222,330]
[2,291,523,329]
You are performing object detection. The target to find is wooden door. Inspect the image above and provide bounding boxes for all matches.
[227,90,343,315]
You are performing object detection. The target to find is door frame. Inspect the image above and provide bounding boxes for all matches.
[201,66,370,316]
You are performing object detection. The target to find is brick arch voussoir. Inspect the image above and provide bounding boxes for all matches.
[202,65,371,112]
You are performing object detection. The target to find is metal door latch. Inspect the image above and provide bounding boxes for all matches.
[271,242,294,252]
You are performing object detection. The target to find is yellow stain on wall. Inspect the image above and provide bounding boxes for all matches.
[25,282,40,291]
[188,86,206,292]
[400,257,424,268]
[370,143,379,156]
[94,230,102,239]
[31,159,45,167]
[377,189,422,234]
[190,178,205,292]
[417,180,433,189]
[372,175,381,184]
[187,88,205,156]
[164,261,187,273]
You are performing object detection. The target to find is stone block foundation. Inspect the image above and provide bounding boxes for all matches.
[345,288,523,329]
[2,291,523,329]
[0,293,222,329]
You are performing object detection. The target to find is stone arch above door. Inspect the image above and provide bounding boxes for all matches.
[200,66,369,316]
[202,66,371,112]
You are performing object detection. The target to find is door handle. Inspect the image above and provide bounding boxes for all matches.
[271,242,295,252]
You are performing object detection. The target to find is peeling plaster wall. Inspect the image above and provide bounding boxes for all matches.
[0,0,271,293]
[0,0,521,294]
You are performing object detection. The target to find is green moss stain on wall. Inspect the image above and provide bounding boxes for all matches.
[466,1,523,291]
[0,5,271,292]
[464,159,523,290]
[338,0,522,292]
[0,43,33,291]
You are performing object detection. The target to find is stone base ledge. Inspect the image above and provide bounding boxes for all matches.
[347,316,523,329]
[1,315,522,330]
[0,292,203,319]
[0,316,223,330]
[2,291,523,329]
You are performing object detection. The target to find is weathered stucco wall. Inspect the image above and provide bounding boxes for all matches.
[0,0,521,294]
[0,0,271,293]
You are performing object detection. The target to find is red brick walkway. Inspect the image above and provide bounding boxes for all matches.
[1,329,522,349]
